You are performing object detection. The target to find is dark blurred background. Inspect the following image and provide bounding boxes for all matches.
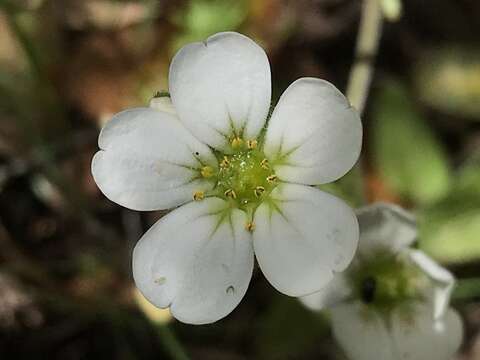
[0,0,480,359]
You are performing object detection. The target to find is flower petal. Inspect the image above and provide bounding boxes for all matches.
[330,302,463,360]
[92,108,217,211]
[299,274,351,311]
[330,303,395,360]
[253,184,359,297]
[390,304,463,360]
[132,198,254,325]
[356,202,417,256]
[264,78,362,185]
[169,32,271,150]
[408,249,455,320]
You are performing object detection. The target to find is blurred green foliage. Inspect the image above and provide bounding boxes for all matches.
[419,154,480,263]
[420,205,480,264]
[416,48,480,120]
[256,297,330,359]
[371,80,452,205]
[171,0,247,51]
[371,81,480,264]
[319,164,365,208]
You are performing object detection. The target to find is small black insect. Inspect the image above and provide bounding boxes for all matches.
[195,152,199,156]
[360,276,377,304]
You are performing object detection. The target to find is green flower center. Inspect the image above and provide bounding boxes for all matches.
[348,248,426,314]
[214,138,277,211]
[194,137,278,231]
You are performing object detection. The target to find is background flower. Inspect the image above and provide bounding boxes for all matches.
[301,203,463,360]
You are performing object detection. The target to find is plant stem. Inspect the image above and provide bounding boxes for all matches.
[346,0,383,115]
[344,0,383,204]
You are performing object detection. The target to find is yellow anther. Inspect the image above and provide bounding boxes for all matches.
[231,137,243,149]
[260,158,270,170]
[266,174,278,184]
[245,222,255,232]
[220,156,230,168]
[247,139,257,149]
[193,191,205,201]
[200,166,214,178]
[254,186,265,198]
[224,189,237,199]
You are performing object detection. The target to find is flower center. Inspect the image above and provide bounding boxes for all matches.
[215,138,277,211]
[348,248,426,314]
[194,137,278,231]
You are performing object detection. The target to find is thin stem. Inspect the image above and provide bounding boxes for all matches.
[344,0,383,204]
[346,0,383,115]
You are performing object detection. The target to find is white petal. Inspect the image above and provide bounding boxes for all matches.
[330,302,463,360]
[299,274,351,311]
[330,302,395,360]
[92,108,217,211]
[253,184,359,297]
[356,202,417,256]
[390,303,463,360]
[169,32,271,150]
[408,249,455,320]
[264,78,362,185]
[132,198,254,324]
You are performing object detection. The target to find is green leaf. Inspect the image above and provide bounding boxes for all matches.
[455,153,480,195]
[318,163,366,208]
[419,156,480,263]
[170,0,248,52]
[371,80,451,205]
[419,206,480,264]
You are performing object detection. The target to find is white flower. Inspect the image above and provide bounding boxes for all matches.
[300,203,463,360]
[91,32,362,324]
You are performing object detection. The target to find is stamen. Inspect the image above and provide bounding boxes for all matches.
[246,139,257,149]
[200,166,214,178]
[266,174,278,183]
[220,156,230,168]
[193,191,205,201]
[231,137,243,149]
[245,222,255,232]
[260,158,270,170]
[254,186,265,198]
[224,189,237,199]
[214,142,279,209]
